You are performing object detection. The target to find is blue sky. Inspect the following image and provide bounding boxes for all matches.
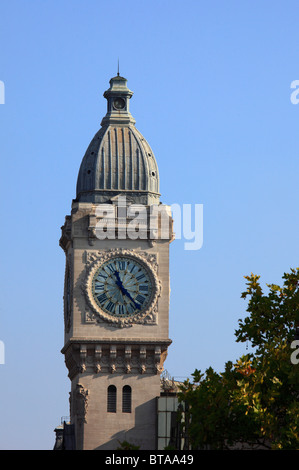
[1,0,299,449]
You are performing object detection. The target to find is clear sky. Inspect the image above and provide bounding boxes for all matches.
[1,0,299,450]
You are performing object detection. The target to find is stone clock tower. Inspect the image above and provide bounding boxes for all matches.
[59,74,173,450]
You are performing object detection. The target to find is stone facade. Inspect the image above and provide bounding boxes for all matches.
[60,75,173,450]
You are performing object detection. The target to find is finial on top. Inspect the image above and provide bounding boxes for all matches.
[117,58,120,76]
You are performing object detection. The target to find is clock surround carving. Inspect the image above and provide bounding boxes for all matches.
[83,248,161,328]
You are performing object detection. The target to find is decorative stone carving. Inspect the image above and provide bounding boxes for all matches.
[85,310,94,323]
[73,383,89,424]
[140,346,147,374]
[63,340,171,378]
[94,345,102,373]
[110,345,117,373]
[125,345,132,373]
[79,345,87,373]
[154,346,163,374]
[59,216,72,253]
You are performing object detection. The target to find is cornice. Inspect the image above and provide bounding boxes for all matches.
[61,337,172,354]
[62,338,172,379]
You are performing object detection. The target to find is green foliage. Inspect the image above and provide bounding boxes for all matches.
[179,268,299,450]
[236,268,299,352]
[116,440,140,450]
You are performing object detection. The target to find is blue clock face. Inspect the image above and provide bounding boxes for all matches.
[92,256,153,317]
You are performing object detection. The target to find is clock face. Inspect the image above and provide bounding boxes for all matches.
[113,97,125,110]
[91,256,153,317]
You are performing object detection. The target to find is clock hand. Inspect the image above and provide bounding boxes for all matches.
[113,270,125,291]
[110,270,126,302]
[113,271,127,294]
[113,270,141,310]
[122,287,141,310]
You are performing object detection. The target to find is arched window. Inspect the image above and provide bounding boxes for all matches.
[122,385,132,413]
[107,385,117,413]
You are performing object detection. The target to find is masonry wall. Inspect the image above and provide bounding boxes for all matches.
[72,373,161,450]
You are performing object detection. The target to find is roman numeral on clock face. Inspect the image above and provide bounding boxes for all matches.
[139,285,148,292]
[129,263,136,274]
[136,294,146,304]
[94,282,104,292]
[106,301,115,313]
[97,273,108,280]
[97,292,107,303]
[118,304,125,315]
[117,260,126,270]
[105,263,115,274]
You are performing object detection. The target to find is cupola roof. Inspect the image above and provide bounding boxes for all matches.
[76,75,160,205]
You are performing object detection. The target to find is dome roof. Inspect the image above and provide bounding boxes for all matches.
[76,75,160,205]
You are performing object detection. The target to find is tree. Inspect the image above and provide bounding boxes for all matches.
[179,268,299,450]
[116,440,140,450]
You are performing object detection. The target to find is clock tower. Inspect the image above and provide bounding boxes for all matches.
[60,74,173,450]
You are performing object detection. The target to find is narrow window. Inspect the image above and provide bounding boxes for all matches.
[107,385,117,413]
[122,385,132,413]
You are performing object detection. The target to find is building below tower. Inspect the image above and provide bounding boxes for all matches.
[54,372,190,450]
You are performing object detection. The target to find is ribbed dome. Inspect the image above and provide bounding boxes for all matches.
[76,76,160,205]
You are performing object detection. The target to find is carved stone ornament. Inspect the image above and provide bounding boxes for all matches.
[72,383,89,424]
[83,248,161,328]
